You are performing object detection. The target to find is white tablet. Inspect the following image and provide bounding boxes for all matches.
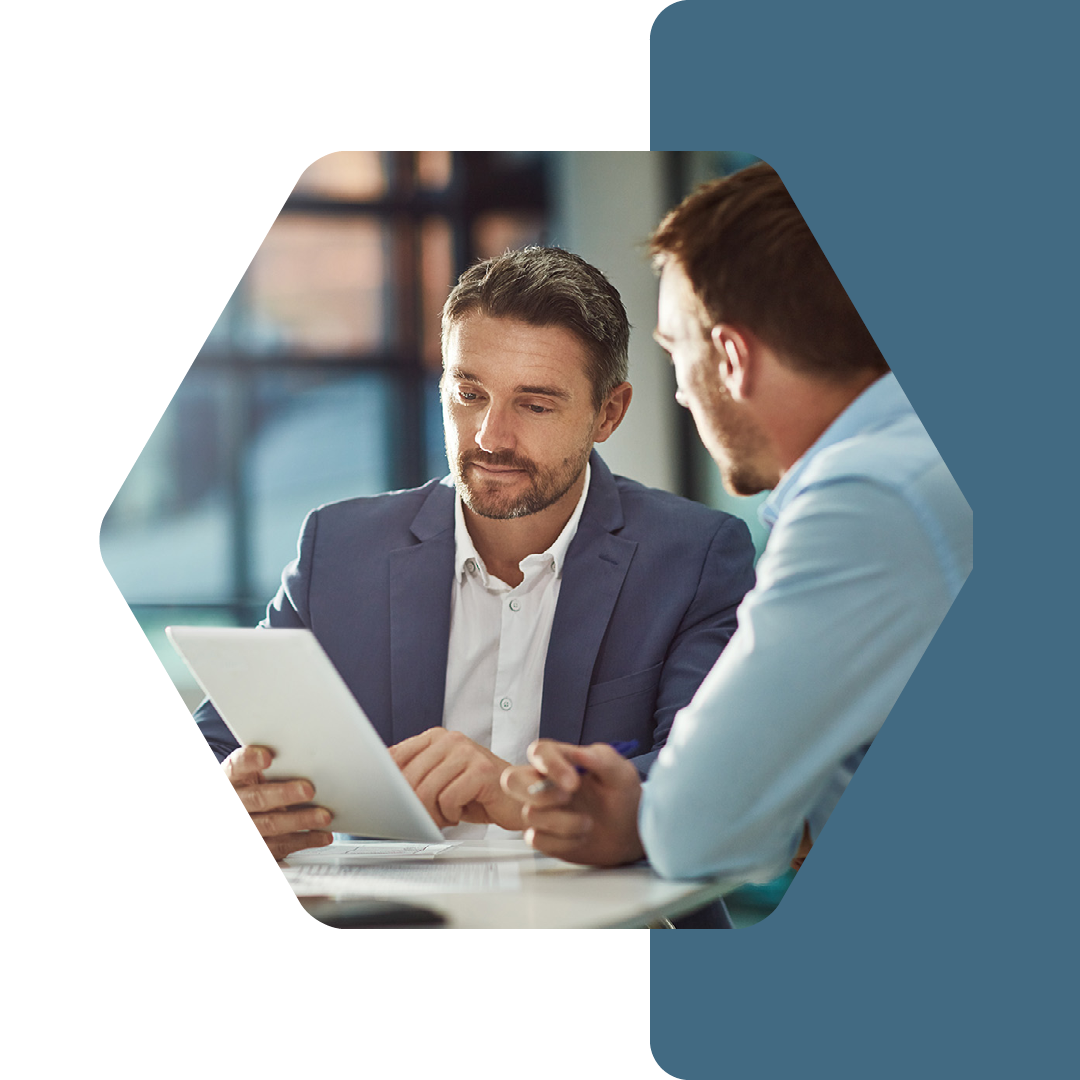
[166,626,444,843]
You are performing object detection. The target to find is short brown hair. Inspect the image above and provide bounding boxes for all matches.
[650,162,889,381]
[441,246,630,409]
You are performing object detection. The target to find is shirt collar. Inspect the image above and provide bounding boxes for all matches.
[759,373,909,530]
[454,461,592,584]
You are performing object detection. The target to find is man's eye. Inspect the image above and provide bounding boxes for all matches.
[524,403,551,414]
[457,389,479,402]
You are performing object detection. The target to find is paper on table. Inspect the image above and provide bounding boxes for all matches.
[286,841,458,864]
[281,859,522,897]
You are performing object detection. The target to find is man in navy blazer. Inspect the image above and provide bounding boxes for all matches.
[202,247,755,860]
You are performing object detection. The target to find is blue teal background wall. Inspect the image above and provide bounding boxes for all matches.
[650,2,1073,1076]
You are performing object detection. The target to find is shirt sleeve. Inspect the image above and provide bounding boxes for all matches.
[639,478,961,882]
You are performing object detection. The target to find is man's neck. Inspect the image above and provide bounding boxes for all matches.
[463,470,587,587]
[770,369,885,477]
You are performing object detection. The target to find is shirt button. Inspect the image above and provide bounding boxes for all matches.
[509,598,521,612]
[465,558,477,575]
[499,697,512,711]
[550,559,557,573]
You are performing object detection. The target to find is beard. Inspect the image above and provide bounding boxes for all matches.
[721,456,773,497]
[688,386,775,497]
[452,445,591,520]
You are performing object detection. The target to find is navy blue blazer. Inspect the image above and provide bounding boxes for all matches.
[196,452,755,776]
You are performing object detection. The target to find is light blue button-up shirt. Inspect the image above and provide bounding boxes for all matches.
[639,374,973,882]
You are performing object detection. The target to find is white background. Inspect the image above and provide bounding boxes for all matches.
[3,2,676,1077]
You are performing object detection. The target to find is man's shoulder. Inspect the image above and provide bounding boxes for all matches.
[802,412,953,503]
[308,477,453,534]
[609,471,743,537]
[787,416,971,596]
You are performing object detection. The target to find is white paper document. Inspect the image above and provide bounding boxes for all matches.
[281,859,523,897]
[286,841,458,864]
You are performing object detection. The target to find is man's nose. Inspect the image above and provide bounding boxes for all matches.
[475,403,515,453]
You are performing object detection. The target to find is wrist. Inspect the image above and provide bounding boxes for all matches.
[488,788,528,831]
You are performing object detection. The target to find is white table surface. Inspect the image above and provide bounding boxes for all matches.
[283,838,729,929]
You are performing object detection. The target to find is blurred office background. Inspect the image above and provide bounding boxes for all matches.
[100,151,766,710]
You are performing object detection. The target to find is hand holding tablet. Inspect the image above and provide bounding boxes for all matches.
[222,744,334,861]
[167,627,445,848]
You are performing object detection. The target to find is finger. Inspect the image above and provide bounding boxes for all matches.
[393,729,472,782]
[223,745,273,784]
[524,828,601,864]
[458,799,498,825]
[501,764,573,808]
[500,764,533,800]
[525,740,584,794]
[252,805,333,838]
[564,742,636,783]
[398,736,475,802]
[522,804,594,843]
[397,738,454,788]
[522,811,595,861]
[388,728,441,768]
[413,757,472,827]
[266,830,334,862]
[394,744,460,828]
[236,778,315,814]
[436,769,492,826]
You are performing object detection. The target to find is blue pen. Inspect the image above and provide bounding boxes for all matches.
[526,739,638,795]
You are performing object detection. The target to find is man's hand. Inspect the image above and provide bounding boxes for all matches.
[222,745,333,861]
[389,728,523,830]
[500,740,646,867]
[791,820,813,871]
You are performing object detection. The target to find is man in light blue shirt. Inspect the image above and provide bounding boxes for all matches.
[501,163,973,886]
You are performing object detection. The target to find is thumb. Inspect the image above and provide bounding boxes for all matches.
[224,744,272,783]
[563,743,633,784]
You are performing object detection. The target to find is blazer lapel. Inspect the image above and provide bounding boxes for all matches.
[540,454,636,745]
[388,481,455,745]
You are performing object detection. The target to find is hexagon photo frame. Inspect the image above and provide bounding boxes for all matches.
[100,151,971,929]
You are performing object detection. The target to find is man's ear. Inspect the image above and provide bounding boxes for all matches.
[593,381,633,442]
[711,324,754,400]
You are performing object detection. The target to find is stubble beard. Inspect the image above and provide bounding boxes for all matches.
[693,393,774,498]
[453,446,591,520]
[721,459,772,498]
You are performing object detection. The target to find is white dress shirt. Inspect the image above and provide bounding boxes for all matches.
[639,375,973,882]
[441,463,591,838]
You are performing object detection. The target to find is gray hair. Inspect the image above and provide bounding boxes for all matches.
[441,246,630,409]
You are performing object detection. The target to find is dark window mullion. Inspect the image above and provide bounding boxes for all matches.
[224,368,257,618]
[389,152,427,489]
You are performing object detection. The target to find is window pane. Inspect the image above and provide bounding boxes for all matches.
[242,214,388,355]
[292,151,387,200]
[101,370,233,605]
[425,373,449,481]
[132,605,244,712]
[421,216,453,369]
[416,151,452,191]
[472,211,546,260]
[248,371,397,599]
